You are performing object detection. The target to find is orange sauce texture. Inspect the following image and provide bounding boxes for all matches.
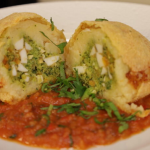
[0,91,150,149]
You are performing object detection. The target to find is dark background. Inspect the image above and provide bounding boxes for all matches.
[0,0,37,8]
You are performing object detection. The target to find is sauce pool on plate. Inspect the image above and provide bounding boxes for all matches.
[0,91,150,149]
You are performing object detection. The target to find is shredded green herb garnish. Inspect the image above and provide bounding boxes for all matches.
[40,107,49,110]
[41,83,49,93]
[0,113,4,121]
[57,42,67,54]
[94,118,109,125]
[82,101,88,109]
[41,103,81,114]
[60,61,66,79]
[41,63,87,100]
[25,125,31,128]
[40,62,138,133]
[104,102,123,119]
[90,95,138,132]
[35,129,46,136]
[69,134,74,147]
[121,111,139,121]
[95,18,108,21]
[9,134,17,139]
[92,96,138,122]
[40,31,67,54]
[118,122,129,133]
[41,104,53,125]
[42,114,50,125]
[79,110,98,119]
[50,17,54,31]
[58,103,80,114]
[58,124,66,128]
[47,104,53,116]
[81,87,94,101]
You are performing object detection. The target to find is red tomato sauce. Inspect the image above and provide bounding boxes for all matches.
[0,91,150,149]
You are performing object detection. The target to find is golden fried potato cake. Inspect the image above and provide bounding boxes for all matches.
[0,12,66,104]
[64,20,150,117]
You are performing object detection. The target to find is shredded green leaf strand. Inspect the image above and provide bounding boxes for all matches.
[0,113,4,121]
[47,104,53,116]
[79,110,98,119]
[94,118,109,125]
[40,63,138,133]
[69,134,74,147]
[118,122,129,133]
[81,87,94,101]
[40,31,67,54]
[41,63,87,100]
[42,114,50,125]
[9,134,17,139]
[95,18,108,21]
[50,17,54,31]
[35,129,46,136]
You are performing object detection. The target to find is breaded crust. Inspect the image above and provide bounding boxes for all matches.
[0,13,46,37]
[0,12,66,104]
[0,12,65,42]
[65,21,150,72]
[65,20,150,117]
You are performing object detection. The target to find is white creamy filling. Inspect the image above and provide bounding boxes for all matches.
[101,67,107,75]
[73,65,87,74]
[12,64,17,76]
[25,42,32,50]
[96,52,105,68]
[10,37,61,84]
[95,44,103,53]
[36,75,43,83]
[25,76,30,82]
[14,38,24,50]
[90,46,96,56]
[18,63,28,72]
[44,55,59,66]
[20,48,27,64]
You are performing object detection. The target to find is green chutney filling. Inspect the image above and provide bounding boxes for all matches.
[75,40,115,94]
[3,35,63,87]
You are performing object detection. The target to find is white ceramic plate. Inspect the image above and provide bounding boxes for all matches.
[0,1,150,150]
